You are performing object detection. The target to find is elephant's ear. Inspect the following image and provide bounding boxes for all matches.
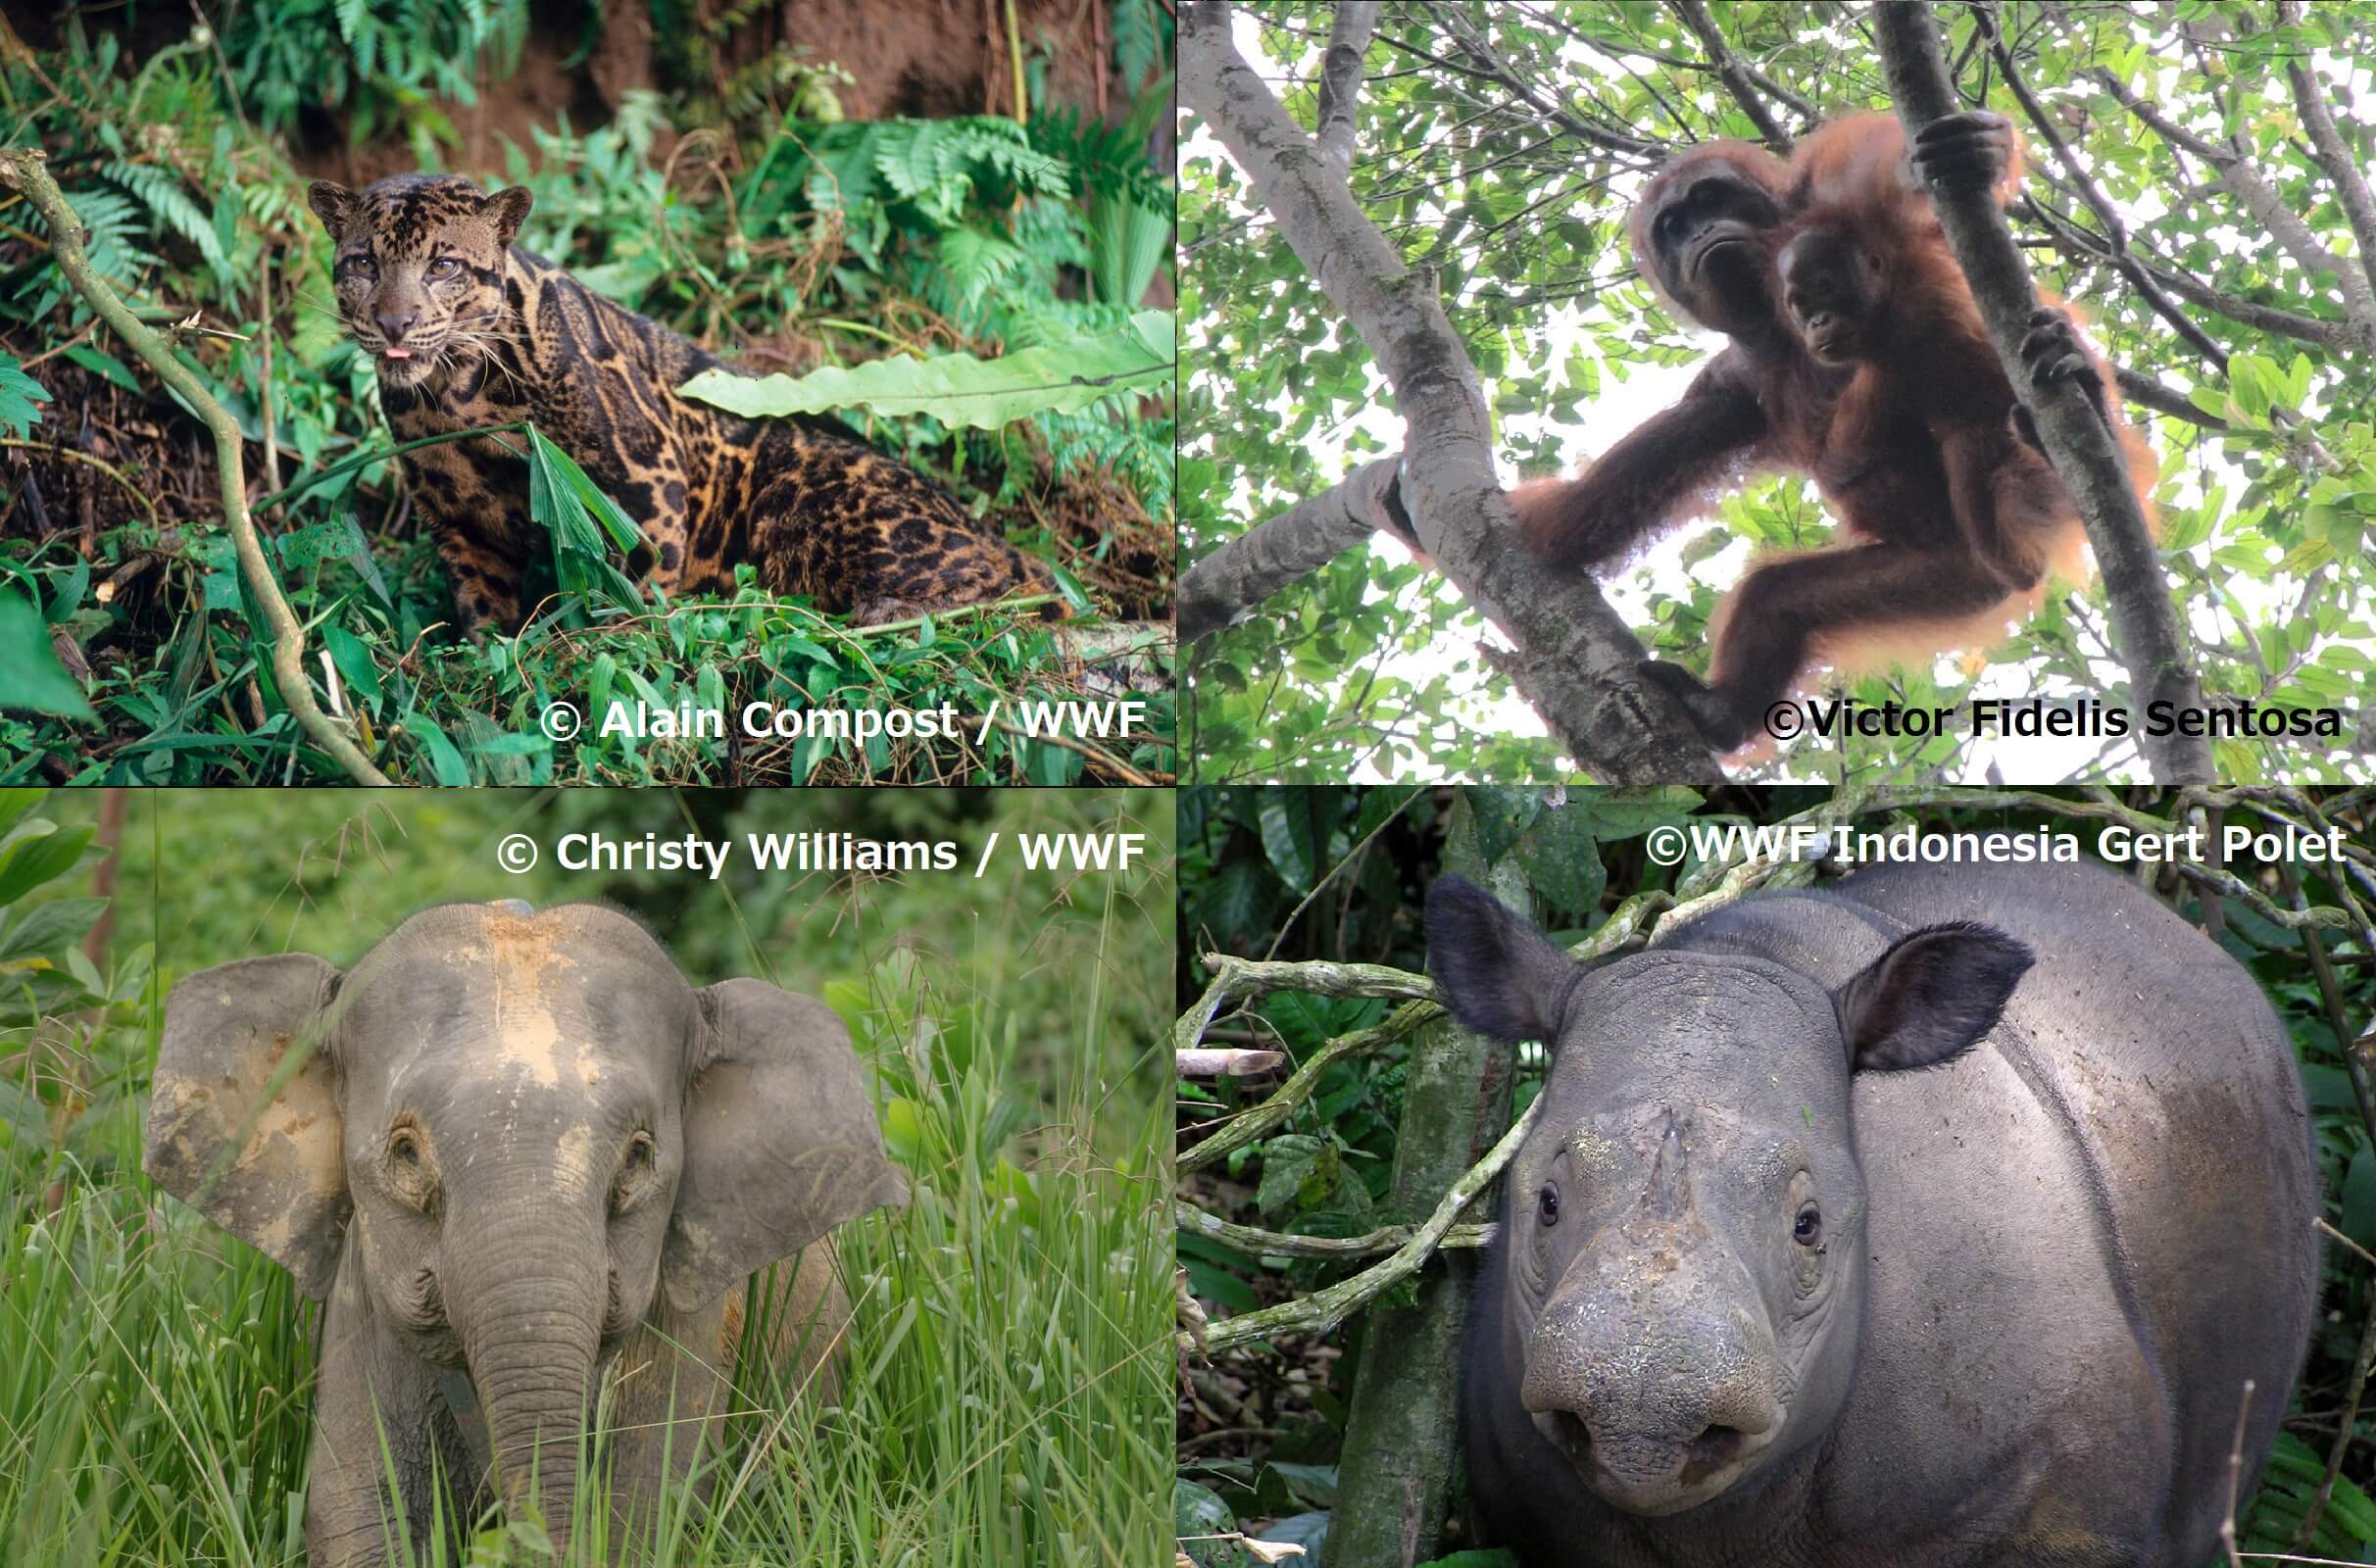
[146,955,348,1299]
[666,979,909,1315]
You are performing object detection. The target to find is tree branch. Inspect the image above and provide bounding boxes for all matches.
[1184,1094,1541,1355]
[2109,365,2222,430]
[1665,0,1791,152]
[1179,458,1396,644]
[1978,9,2229,369]
[1873,3,2210,784]
[1312,2,1378,180]
[2274,0,2376,309]
[0,148,390,785]
[1180,0,1716,782]
[1176,1198,1496,1259]
[2093,65,2376,350]
[2024,198,2363,353]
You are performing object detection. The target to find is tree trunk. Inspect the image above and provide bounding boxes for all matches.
[1331,796,1519,1567]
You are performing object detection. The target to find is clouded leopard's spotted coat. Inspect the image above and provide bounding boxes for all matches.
[307,173,1058,633]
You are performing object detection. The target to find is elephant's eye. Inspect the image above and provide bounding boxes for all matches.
[613,1131,657,1214]
[384,1119,438,1212]
[1793,1202,1822,1248]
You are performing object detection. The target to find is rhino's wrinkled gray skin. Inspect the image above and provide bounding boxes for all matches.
[1431,860,2316,1568]
[145,903,908,1567]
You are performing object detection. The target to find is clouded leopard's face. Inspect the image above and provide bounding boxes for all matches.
[307,173,530,390]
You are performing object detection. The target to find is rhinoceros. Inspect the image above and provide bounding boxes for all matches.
[1428,858,2316,1567]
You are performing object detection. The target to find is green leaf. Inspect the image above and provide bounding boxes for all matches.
[0,896,108,962]
[322,624,383,705]
[524,425,647,610]
[677,311,1173,429]
[0,353,52,438]
[1175,1480,1246,1568]
[2344,1144,2376,1252]
[1257,790,1320,889]
[1465,785,1541,864]
[402,715,471,786]
[1254,1133,1325,1216]
[1521,801,1607,916]
[0,592,94,719]
[0,822,96,907]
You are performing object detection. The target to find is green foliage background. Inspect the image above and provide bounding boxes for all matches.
[1,785,1173,1564]
[1184,2,2374,784]
[1176,785,2376,1565]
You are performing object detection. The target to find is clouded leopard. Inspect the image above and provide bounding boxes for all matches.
[307,172,1058,634]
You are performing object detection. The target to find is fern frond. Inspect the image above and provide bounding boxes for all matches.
[103,160,229,278]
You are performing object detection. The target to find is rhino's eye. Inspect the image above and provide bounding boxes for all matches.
[1536,1183,1560,1226]
[1793,1202,1822,1248]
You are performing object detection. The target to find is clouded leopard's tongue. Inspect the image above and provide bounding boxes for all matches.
[383,347,413,360]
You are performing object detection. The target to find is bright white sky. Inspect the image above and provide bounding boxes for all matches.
[1188,8,2374,784]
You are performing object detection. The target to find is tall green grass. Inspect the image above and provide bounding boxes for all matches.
[0,791,1168,1566]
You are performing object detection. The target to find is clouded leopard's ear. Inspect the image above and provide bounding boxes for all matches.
[306,182,358,238]
[480,186,533,249]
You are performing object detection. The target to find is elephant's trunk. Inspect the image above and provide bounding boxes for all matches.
[449,1232,607,1553]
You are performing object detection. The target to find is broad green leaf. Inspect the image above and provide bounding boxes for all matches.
[0,592,93,719]
[678,311,1173,429]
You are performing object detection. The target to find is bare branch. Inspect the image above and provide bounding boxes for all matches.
[1180,459,1397,643]
[2274,1,2376,307]
[1312,2,1379,180]
[2094,66,2376,348]
[2109,364,2223,430]
[1176,1199,1496,1260]
[1665,0,1791,152]
[1874,2,2210,783]
[2025,198,2364,352]
[1177,1049,1286,1078]
[1184,1094,1542,1355]
[1180,0,1715,781]
[1979,10,2229,369]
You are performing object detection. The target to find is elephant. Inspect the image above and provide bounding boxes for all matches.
[144,900,909,1566]
[1428,858,2317,1567]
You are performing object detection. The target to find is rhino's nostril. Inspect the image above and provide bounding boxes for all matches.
[1541,1408,1593,1462]
[1681,1424,1744,1482]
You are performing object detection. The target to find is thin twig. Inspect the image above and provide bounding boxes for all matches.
[2223,1378,2255,1568]
[0,147,388,784]
[1176,1198,1495,1259]
[1177,1048,1286,1078]
[0,438,157,524]
[1185,1095,1542,1355]
[1665,0,1790,151]
[1979,7,2229,368]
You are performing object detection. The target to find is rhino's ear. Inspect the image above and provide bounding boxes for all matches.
[1426,876,1584,1045]
[1833,922,2032,1072]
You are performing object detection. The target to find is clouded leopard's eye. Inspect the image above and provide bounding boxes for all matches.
[341,255,377,280]
[425,257,459,279]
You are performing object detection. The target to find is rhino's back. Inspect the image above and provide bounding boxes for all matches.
[1704,858,2315,1557]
